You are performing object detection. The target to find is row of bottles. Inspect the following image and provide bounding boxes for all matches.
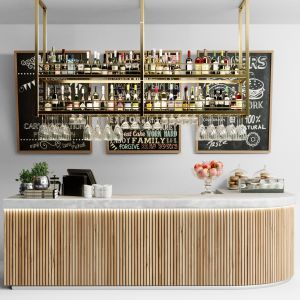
[41,84,244,112]
[39,48,242,76]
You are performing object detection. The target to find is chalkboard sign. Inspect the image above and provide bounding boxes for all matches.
[15,51,92,153]
[196,51,273,153]
[107,124,181,154]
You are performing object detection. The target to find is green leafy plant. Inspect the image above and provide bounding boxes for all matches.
[16,169,33,184]
[31,162,49,177]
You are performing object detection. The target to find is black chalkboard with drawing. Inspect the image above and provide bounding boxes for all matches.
[15,51,92,153]
[196,51,272,153]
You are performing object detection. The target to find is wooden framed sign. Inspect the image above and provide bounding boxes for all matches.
[15,51,92,153]
[196,51,273,153]
[107,123,181,154]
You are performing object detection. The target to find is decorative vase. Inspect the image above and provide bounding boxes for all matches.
[202,177,214,194]
[19,182,33,195]
[33,176,50,190]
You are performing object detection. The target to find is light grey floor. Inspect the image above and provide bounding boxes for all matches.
[0,261,299,300]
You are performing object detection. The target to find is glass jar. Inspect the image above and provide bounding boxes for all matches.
[253,165,271,179]
[227,166,248,190]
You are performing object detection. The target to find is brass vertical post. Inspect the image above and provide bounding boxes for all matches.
[140,0,145,116]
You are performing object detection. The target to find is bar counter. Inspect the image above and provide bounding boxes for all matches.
[3,191,295,287]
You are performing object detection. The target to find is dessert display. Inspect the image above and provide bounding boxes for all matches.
[227,166,248,190]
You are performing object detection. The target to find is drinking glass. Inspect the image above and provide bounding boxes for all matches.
[206,117,217,140]
[130,117,140,130]
[93,122,103,141]
[161,115,169,130]
[153,118,162,130]
[83,124,93,141]
[103,123,114,141]
[114,124,123,141]
[121,117,130,130]
[216,117,227,140]
[168,114,176,129]
[143,117,152,130]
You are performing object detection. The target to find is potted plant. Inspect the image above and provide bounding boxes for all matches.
[31,162,50,190]
[16,169,34,195]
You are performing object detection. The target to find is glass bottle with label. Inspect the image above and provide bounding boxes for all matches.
[160,86,167,110]
[84,51,91,74]
[66,85,73,111]
[186,50,193,75]
[80,88,86,110]
[117,88,124,111]
[168,83,175,111]
[183,86,189,110]
[54,55,61,75]
[43,54,50,75]
[61,49,68,75]
[174,52,181,75]
[189,86,196,110]
[224,86,231,109]
[224,51,231,75]
[125,52,132,74]
[174,89,183,112]
[73,87,80,110]
[205,84,211,110]
[202,49,210,75]
[90,87,99,110]
[120,53,126,74]
[107,84,115,111]
[102,54,108,75]
[195,52,203,75]
[146,86,152,111]
[51,86,59,110]
[156,49,163,75]
[218,89,224,108]
[100,85,106,110]
[132,84,139,111]
[60,85,65,110]
[44,87,52,111]
[153,86,161,110]
[92,51,100,74]
[211,50,219,75]
[195,86,204,111]
[67,54,75,75]
[112,50,119,74]
[77,54,84,75]
[124,84,131,111]
[231,87,237,108]
[150,49,156,74]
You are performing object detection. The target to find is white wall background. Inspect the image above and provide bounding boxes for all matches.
[0,25,299,278]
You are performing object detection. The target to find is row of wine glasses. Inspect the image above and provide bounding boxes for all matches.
[38,117,72,141]
[196,116,247,141]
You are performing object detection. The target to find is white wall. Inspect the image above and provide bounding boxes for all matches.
[0,24,299,268]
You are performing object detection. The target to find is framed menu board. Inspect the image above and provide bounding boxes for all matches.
[196,51,273,153]
[15,51,92,153]
[107,125,181,154]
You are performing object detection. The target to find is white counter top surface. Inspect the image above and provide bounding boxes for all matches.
[3,190,295,209]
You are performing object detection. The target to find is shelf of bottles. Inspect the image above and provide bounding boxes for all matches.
[38,48,247,116]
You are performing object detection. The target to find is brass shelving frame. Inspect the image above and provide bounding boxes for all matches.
[35,0,250,117]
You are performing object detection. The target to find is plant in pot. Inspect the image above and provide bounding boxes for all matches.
[16,169,34,195]
[31,162,50,190]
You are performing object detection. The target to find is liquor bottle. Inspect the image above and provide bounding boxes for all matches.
[150,49,156,74]
[91,86,100,110]
[174,52,181,75]
[102,54,108,75]
[120,53,126,74]
[59,85,65,110]
[92,51,100,74]
[117,88,124,111]
[43,54,50,75]
[54,55,61,75]
[217,89,224,108]
[132,53,140,73]
[107,52,113,75]
[183,86,189,110]
[205,84,211,110]
[235,89,243,109]
[211,50,219,75]
[223,51,231,75]
[224,86,231,109]
[51,86,59,110]
[49,47,56,74]
[132,84,139,111]
[44,87,52,111]
[80,88,86,110]
[195,52,203,75]
[125,52,132,74]
[231,54,239,75]
[146,86,152,111]
[214,89,219,107]
[67,54,75,75]
[73,87,80,110]
[124,84,132,111]
[100,85,106,110]
[160,86,167,110]
[189,86,196,110]
[77,54,84,74]
[153,86,161,110]
[168,83,175,111]
[156,49,163,75]
[84,51,91,74]
[61,49,68,75]
[174,88,183,112]
[195,86,204,111]
[231,87,237,108]
[186,50,193,75]
[166,52,172,75]
[107,84,115,111]
[65,85,73,111]
[202,49,210,75]
[112,50,119,74]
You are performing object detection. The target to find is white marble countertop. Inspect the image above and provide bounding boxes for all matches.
[3,190,295,209]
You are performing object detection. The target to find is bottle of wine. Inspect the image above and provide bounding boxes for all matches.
[211,50,219,75]
[156,49,163,75]
[54,55,61,75]
[160,86,167,110]
[44,87,52,111]
[117,88,124,111]
[150,49,156,74]
[66,85,73,111]
[224,51,231,75]
[132,84,139,111]
[80,87,86,110]
[205,84,211,110]
[124,84,132,111]
[224,86,231,109]
[84,51,91,74]
[195,86,204,111]
[61,49,67,75]
[112,50,119,74]
[67,54,75,75]
[120,53,126,74]
[125,51,132,74]
[107,84,115,111]
[202,49,210,75]
[100,85,106,110]
[59,85,65,110]
[51,86,59,110]
[73,87,80,110]
[77,54,84,75]
[186,50,193,75]
[174,88,183,112]
[183,86,189,110]
[43,53,50,75]
[92,51,100,74]
[195,52,203,75]
[190,86,196,110]
[231,87,237,108]
[168,83,175,111]
[153,86,161,110]
[146,86,152,111]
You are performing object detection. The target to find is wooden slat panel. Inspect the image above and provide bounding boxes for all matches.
[4,207,294,287]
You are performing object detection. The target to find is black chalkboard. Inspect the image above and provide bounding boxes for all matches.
[196,51,272,153]
[15,51,92,153]
[107,124,181,154]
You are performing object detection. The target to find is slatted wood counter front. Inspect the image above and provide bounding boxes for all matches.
[4,207,294,287]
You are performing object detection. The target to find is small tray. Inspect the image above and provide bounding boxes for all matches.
[240,189,284,193]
